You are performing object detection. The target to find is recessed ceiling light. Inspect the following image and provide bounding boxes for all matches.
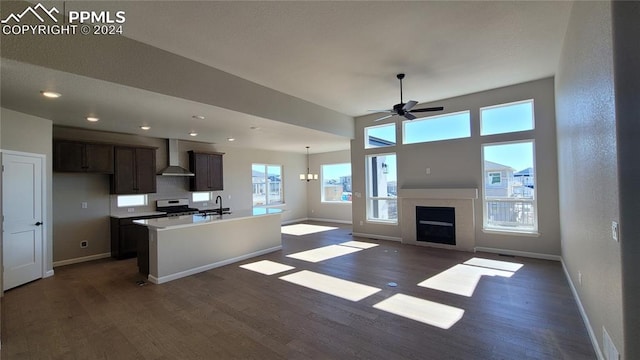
[86,116,99,122]
[189,132,198,137]
[41,91,61,98]
[140,125,151,130]
[227,137,235,142]
[250,126,260,130]
[192,115,205,120]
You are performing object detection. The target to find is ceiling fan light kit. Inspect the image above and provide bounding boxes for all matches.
[373,73,444,122]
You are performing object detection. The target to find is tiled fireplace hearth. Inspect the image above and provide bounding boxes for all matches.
[399,188,478,251]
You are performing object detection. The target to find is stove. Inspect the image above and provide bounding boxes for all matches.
[156,199,200,217]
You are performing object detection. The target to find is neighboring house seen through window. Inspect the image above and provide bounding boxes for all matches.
[366,153,397,223]
[321,163,352,203]
[252,164,283,206]
[482,141,537,233]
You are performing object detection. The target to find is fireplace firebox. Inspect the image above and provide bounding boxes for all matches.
[416,206,456,245]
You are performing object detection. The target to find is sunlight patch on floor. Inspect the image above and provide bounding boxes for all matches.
[463,257,523,272]
[339,240,379,249]
[281,224,339,236]
[286,244,362,263]
[239,260,295,275]
[417,264,515,297]
[373,294,464,330]
[279,270,381,301]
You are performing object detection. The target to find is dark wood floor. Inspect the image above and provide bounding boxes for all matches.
[2,222,595,359]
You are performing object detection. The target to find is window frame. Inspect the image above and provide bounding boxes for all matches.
[402,110,471,145]
[481,140,538,235]
[321,163,352,203]
[365,152,398,224]
[252,163,284,207]
[480,99,535,136]
[364,123,396,149]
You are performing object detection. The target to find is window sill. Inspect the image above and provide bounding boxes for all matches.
[366,219,398,226]
[320,201,352,205]
[254,203,286,209]
[482,228,540,237]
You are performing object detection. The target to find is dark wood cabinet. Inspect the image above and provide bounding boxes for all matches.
[112,146,157,194]
[54,140,114,173]
[189,151,224,191]
[110,214,163,261]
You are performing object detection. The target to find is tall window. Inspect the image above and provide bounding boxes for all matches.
[403,111,471,144]
[482,141,537,233]
[321,163,352,203]
[252,164,283,206]
[480,99,534,136]
[364,123,396,149]
[366,153,397,223]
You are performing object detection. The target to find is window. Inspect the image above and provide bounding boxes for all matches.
[116,194,147,207]
[192,192,212,202]
[480,99,534,136]
[252,164,283,206]
[321,163,352,203]
[482,141,537,233]
[403,111,471,144]
[366,153,397,223]
[365,123,396,149]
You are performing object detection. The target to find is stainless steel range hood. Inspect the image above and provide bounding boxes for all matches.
[158,139,194,176]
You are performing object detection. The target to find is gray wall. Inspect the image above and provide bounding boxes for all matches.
[0,108,54,276]
[351,78,560,255]
[51,126,309,264]
[308,150,352,223]
[555,1,625,358]
[612,2,640,358]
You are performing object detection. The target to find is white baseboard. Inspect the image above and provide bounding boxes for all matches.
[53,252,111,268]
[561,259,604,360]
[148,246,282,284]
[307,218,352,225]
[44,269,55,278]
[473,246,562,261]
[281,217,309,225]
[351,232,402,242]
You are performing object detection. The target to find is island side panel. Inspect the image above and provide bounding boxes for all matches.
[150,214,282,283]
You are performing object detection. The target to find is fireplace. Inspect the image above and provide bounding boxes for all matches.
[416,206,456,245]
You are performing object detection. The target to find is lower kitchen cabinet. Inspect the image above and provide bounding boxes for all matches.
[110,214,164,260]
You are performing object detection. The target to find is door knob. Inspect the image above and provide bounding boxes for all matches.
[35,221,43,226]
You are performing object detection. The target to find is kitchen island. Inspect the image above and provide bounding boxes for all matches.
[133,208,283,284]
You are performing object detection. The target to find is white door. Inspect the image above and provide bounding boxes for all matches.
[2,152,43,290]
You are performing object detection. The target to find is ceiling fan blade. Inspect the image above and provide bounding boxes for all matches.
[411,106,445,113]
[403,100,417,112]
[374,114,394,122]
[404,112,416,120]
[368,109,394,113]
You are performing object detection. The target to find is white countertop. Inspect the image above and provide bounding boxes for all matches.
[111,211,167,219]
[133,208,283,230]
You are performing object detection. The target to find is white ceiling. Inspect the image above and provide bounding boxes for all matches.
[0,1,573,154]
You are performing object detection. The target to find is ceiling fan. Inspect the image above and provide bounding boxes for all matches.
[372,73,444,122]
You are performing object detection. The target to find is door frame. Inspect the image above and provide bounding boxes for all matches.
[1,149,52,292]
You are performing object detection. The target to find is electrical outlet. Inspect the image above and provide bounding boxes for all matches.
[127,208,134,213]
[359,220,363,226]
[202,202,208,206]
[426,167,431,175]
[80,240,88,248]
[81,202,88,209]
[578,271,582,286]
[611,221,619,242]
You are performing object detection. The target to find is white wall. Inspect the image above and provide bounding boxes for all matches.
[0,108,54,276]
[555,1,623,358]
[307,150,352,223]
[351,78,561,255]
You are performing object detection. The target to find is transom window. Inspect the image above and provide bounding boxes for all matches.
[252,164,283,206]
[365,123,396,149]
[480,99,534,136]
[321,163,352,203]
[191,192,212,202]
[116,194,147,207]
[482,140,537,233]
[403,110,471,144]
[366,153,397,223]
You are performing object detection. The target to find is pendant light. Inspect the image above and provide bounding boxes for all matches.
[300,146,318,181]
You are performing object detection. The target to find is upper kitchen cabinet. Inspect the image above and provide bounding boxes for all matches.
[188,151,224,191]
[54,140,114,173]
[111,146,157,194]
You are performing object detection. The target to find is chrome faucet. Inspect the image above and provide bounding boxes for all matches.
[215,195,223,215]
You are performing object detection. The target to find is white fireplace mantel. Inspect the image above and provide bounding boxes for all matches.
[398,188,478,200]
